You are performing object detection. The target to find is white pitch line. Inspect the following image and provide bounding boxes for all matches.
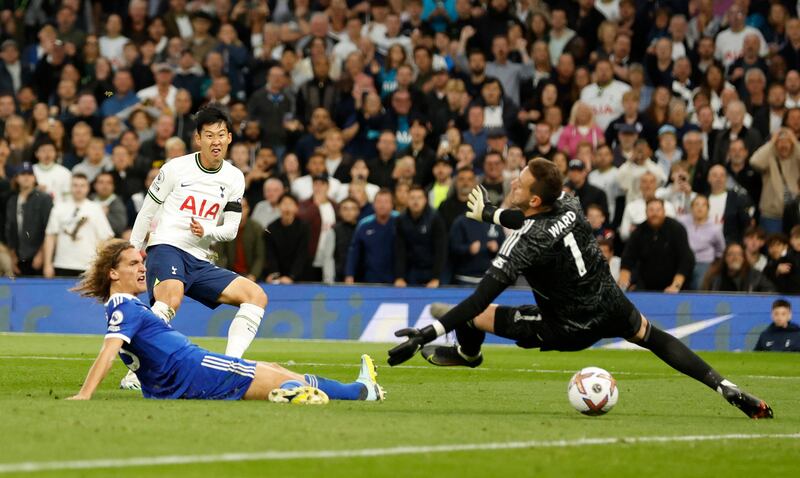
[0,433,798,474]
[2,356,799,381]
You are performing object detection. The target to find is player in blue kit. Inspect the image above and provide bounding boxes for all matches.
[66,239,384,403]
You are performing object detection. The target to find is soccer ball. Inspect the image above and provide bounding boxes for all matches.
[567,366,618,416]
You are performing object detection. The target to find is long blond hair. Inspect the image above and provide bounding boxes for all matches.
[71,239,134,302]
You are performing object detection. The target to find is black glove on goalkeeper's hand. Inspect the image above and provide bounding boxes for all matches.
[387,325,438,366]
[465,184,498,224]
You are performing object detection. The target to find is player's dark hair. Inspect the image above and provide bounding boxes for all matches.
[766,233,789,247]
[408,184,426,195]
[278,193,298,205]
[744,226,766,240]
[772,299,791,310]
[456,166,475,176]
[526,157,562,206]
[375,188,394,200]
[71,239,135,302]
[194,103,233,135]
[645,198,665,208]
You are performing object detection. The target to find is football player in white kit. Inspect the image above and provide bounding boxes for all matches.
[121,105,267,389]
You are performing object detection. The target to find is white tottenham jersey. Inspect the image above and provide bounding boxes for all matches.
[145,152,245,260]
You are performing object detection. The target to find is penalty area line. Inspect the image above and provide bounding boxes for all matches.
[1,433,799,474]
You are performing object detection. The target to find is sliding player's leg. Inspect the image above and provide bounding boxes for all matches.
[244,354,384,402]
[216,276,268,358]
[628,314,773,419]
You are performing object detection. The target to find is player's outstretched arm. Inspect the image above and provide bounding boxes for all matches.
[465,185,525,230]
[387,274,508,366]
[129,195,161,251]
[66,338,124,400]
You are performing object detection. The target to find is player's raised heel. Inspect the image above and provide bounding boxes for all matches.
[356,354,386,401]
[269,385,329,405]
[421,345,483,368]
[718,382,774,419]
[119,370,142,391]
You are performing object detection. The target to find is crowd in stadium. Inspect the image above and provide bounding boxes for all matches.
[1,0,800,294]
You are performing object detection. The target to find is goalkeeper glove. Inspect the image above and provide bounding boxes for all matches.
[466,184,499,224]
[387,325,440,366]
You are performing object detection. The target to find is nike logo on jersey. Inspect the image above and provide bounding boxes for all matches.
[180,181,194,187]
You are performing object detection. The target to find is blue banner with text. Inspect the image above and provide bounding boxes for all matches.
[0,279,788,351]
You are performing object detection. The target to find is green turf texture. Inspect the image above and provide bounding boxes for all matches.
[0,333,797,477]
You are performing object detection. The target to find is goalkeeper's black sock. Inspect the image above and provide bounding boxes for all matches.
[456,321,485,358]
[638,324,723,391]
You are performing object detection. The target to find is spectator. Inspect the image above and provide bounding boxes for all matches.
[712,100,763,166]
[480,151,510,206]
[332,197,360,282]
[580,59,630,131]
[137,63,178,113]
[32,139,71,204]
[265,194,311,284]
[620,198,695,292]
[427,157,453,210]
[654,125,683,180]
[461,105,488,163]
[72,137,112,183]
[567,158,608,216]
[304,176,337,283]
[678,195,726,290]
[394,185,446,287]
[0,40,32,95]
[588,144,623,223]
[99,69,139,118]
[449,213,505,285]
[754,299,800,352]
[619,171,676,242]
[402,118,436,188]
[291,152,343,202]
[140,115,175,168]
[213,198,265,283]
[705,164,752,244]
[368,131,398,189]
[526,122,556,161]
[337,159,380,203]
[750,129,800,233]
[4,163,53,276]
[714,4,768,69]
[598,238,621,282]
[320,128,351,184]
[42,173,114,278]
[107,144,144,203]
[586,203,615,243]
[617,138,667,204]
[344,189,397,284]
[605,90,654,151]
[763,233,800,294]
[295,108,333,166]
[703,242,774,293]
[743,226,769,272]
[557,101,605,158]
[656,161,695,217]
[251,178,285,230]
[247,66,295,155]
[439,166,476,230]
[91,171,127,238]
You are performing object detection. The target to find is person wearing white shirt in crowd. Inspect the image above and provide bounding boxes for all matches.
[714,4,768,69]
[547,8,575,67]
[137,63,178,114]
[291,152,343,201]
[42,173,114,278]
[617,138,667,204]
[251,177,285,229]
[784,70,800,109]
[588,144,623,222]
[580,59,631,131]
[98,14,130,69]
[620,171,677,242]
[331,17,362,76]
[654,125,683,180]
[657,161,696,217]
[32,139,71,204]
[768,83,787,135]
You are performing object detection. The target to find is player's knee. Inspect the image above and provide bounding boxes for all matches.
[248,286,268,309]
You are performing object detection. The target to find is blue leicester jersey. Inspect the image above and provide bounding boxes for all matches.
[104,293,202,399]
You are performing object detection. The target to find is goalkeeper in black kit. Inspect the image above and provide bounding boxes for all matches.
[387,158,773,419]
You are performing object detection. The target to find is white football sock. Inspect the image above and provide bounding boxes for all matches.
[151,301,176,323]
[225,303,264,358]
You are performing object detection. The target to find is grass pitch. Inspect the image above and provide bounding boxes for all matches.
[0,333,798,477]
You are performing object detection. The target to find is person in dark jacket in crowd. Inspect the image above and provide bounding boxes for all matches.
[264,194,311,284]
[566,159,608,216]
[754,299,800,352]
[448,214,505,285]
[213,198,265,283]
[4,162,53,276]
[344,189,397,284]
[762,233,800,294]
[619,198,695,292]
[394,185,447,288]
[439,167,477,230]
[332,198,360,282]
[702,242,775,293]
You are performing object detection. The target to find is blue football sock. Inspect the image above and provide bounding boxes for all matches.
[304,374,366,400]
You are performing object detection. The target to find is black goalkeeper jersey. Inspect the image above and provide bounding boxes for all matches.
[486,193,626,333]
